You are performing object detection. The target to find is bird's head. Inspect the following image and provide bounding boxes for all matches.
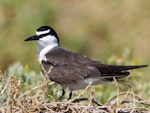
[25,26,59,46]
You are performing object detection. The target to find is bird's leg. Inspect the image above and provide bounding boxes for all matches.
[59,89,65,101]
[68,90,72,100]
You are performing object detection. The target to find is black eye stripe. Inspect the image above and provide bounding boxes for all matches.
[38,32,50,38]
[37,30,59,44]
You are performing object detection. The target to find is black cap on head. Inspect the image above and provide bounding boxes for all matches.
[37,26,51,32]
[37,26,59,42]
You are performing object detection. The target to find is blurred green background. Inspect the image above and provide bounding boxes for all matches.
[0,0,149,74]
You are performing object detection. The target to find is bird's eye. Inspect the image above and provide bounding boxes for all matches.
[38,32,50,38]
[38,35,43,38]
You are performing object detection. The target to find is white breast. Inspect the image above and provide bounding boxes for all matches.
[38,44,58,63]
[36,35,58,63]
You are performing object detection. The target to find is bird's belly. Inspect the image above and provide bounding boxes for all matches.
[61,77,108,90]
[61,81,89,90]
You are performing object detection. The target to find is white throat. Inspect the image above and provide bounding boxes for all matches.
[37,35,58,63]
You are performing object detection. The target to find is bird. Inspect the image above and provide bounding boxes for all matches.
[25,25,148,100]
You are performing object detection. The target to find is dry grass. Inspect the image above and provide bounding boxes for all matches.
[0,72,150,113]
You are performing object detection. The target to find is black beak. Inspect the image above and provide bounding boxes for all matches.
[24,35,39,41]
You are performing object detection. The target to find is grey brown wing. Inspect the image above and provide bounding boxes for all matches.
[41,47,101,84]
[41,60,101,84]
[45,46,101,66]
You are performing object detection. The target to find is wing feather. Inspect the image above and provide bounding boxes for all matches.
[42,47,101,84]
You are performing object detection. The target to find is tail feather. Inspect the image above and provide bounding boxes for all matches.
[97,64,148,73]
[97,64,148,78]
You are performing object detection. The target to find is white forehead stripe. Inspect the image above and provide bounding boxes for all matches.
[36,29,50,36]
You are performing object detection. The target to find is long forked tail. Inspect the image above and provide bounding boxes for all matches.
[97,64,148,78]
